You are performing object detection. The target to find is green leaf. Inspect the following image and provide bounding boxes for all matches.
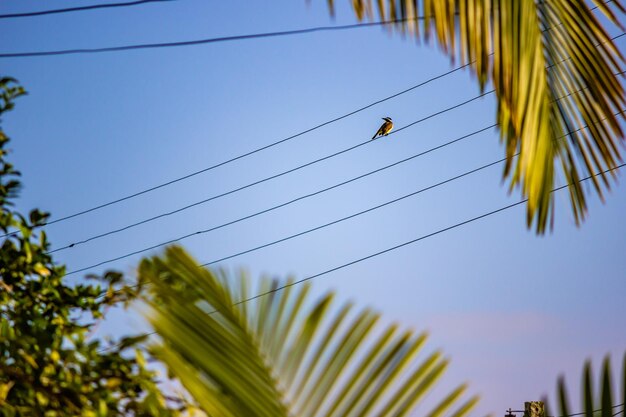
[601,357,613,417]
[0,382,14,402]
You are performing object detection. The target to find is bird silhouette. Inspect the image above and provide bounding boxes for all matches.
[372,117,393,140]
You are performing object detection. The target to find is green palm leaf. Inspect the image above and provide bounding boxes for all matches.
[327,0,625,233]
[546,352,625,417]
[139,246,478,416]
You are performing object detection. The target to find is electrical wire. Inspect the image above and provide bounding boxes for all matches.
[546,404,625,417]
[96,163,625,353]
[0,63,470,239]
[48,90,494,252]
[0,67,472,239]
[0,0,173,19]
[200,155,510,267]
[67,105,623,275]
[0,18,427,58]
[70,101,625,279]
[49,57,626,255]
[205,164,626,304]
[2,27,620,237]
[0,1,614,55]
[64,124,497,275]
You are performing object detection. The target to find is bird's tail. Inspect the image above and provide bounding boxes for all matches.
[372,131,379,140]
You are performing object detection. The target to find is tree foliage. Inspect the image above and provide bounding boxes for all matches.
[325,0,626,233]
[0,77,180,416]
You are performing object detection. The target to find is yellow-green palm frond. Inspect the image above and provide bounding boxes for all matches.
[139,246,479,417]
[327,0,625,233]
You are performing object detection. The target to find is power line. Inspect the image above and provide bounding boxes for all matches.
[66,108,624,275]
[201,156,509,267]
[12,63,470,234]
[0,18,425,58]
[2,27,619,238]
[49,59,626,255]
[49,90,494,252]
[54,123,494,255]
[97,163,624,353]
[216,164,626,306]
[546,404,625,417]
[70,106,622,275]
[0,0,173,19]
[64,124,497,275]
[0,1,614,55]
[3,35,621,249]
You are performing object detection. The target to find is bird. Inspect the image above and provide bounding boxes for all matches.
[372,117,393,140]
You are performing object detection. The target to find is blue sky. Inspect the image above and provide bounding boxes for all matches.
[1,1,625,415]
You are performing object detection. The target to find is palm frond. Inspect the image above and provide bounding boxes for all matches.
[548,352,626,417]
[139,246,478,417]
[329,0,625,233]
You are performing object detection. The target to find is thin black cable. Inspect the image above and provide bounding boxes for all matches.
[49,90,493,253]
[17,63,470,234]
[0,63,474,239]
[0,18,425,58]
[93,108,621,271]
[5,24,620,237]
[56,123,494,256]
[97,163,624,353]
[202,156,510,266]
[222,163,626,305]
[50,60,626,255]
[546,404,625,417]
[68,106,624,276]
[12,31,623,239]
[0,1,613,54]
[0,0,173,19]
[64,124,497,275]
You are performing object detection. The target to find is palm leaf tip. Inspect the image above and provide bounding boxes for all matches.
[139,245,479,416]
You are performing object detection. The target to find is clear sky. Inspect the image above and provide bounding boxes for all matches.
[1,1,625,416]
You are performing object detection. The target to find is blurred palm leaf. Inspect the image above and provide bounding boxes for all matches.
[546,352,625,417]
[139,246,478,417]
[326,0,625,233]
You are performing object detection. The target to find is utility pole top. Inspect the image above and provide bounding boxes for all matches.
[524,401,545,417]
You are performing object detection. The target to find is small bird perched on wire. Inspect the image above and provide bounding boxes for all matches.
[372,117,393,140]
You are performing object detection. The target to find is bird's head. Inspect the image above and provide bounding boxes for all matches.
[382,117,392,122]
